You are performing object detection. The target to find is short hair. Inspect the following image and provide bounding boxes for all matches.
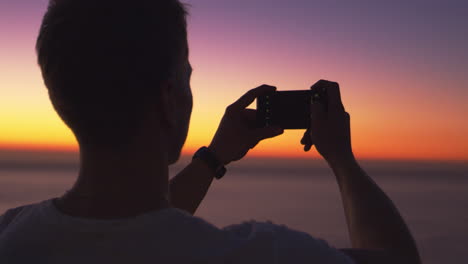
[36,0,189,148]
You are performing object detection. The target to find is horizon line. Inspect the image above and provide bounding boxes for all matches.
[0,146,466,164]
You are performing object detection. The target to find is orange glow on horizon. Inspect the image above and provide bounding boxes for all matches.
[1,3,467,163]
[1,131,467,162]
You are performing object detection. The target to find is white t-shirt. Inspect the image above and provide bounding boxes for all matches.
[0,199,353,264]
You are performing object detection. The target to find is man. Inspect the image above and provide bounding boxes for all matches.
[0,0,420,263]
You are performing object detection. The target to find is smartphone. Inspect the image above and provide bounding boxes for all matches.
[256,86,327,129]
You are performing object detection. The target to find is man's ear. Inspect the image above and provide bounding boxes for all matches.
[159,79,177,129]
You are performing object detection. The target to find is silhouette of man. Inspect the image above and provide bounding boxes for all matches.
[0,0,420,263]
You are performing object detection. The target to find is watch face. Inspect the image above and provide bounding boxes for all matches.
[194,147,226,180]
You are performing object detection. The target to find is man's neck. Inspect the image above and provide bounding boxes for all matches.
[55,144,171,219]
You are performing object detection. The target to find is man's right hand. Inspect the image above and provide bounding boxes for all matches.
[209,85,284,165]
[300,80,354,165]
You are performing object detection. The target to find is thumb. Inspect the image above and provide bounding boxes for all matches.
[310,100,326,127]
[255,126,284,141]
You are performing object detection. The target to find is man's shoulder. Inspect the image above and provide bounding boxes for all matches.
[223,220,354,264]
[0,200,49,235]
[0,205,28,234]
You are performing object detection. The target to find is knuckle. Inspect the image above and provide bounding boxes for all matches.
[259,84,273,89]
[225,105,235,113]
[319,79,339,89]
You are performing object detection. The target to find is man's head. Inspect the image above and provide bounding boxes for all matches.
[36,0,192,163]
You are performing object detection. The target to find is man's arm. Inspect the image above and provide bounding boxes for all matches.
[169,85,283,215]
[331,157,421,264]
[302,80,421,264]
[169,159,215,215]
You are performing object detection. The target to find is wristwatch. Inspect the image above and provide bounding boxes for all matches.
[193,147,227,179]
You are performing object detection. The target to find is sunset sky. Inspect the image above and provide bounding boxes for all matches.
[0,0,467,161]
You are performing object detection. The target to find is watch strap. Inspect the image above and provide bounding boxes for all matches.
[193,147,226,179]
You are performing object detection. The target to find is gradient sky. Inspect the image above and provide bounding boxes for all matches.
[0,0,467,161]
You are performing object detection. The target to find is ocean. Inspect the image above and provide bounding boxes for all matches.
[0,152,467,264]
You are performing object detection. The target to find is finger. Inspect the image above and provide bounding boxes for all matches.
[311,80,344,112]
[301,129,312,145]
[324,81,344,112]
[242,109,263,129]
[254,126,284,141]
[310,79,329,91]
[310,99,326,127]
[301,129,313,152]
[230,85,276,111]
[243,108,256,123]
